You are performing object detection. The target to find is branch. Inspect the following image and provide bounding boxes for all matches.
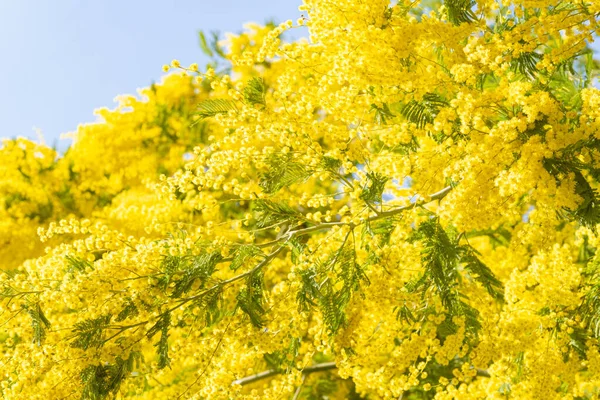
[373,185,452,220]
[186,185,453,306]
[231,361,337,386]
[230,360,489,387]
[100,186,454,347]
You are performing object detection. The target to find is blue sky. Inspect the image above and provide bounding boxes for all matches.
[1,2,598,150]
[0,0,302,148]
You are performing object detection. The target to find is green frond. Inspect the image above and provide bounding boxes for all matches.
[65,255,93,274]
[196,98,236,119]
[297,242,368,334]
[71,314,112,350]
[370,103,395,125]
[196,286,224,327]
[236,270,266,328]
[23,303,51,346]
[405,218,503,335]
[359,172,389,204]
[157,255,181,292]
[259,153,313,194]
[319,156,343,173]
[363,218,395,246]
[198,30,226,59]
[198,30,214,58]
[171,251,222,298]
[263,336,300,371]
[147,313,171,369]
[509,51,541,79]
[544,159,600,229]
[243,77,267,107]
[115,300,139,322]
[253,199,302,228]
[444,0,477,25]
[400,93,448,129]
[459,246,505,301]
[230,245,263,271]
[287,236,308,264]
[80,352,142,400]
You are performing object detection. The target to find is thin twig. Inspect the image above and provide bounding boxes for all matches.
[231,361,490,387]
[231,361,337,386]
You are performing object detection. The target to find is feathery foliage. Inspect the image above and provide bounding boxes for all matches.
[196,98,236,119]
[400,93,448,129]
[23,303,51,346]
[147,313,171,369]
[243,77,267,107]
[444,0,477,25]
[259,152,313,194]
[71,314,112,350]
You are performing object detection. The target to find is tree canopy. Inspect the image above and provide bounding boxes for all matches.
[2,1,600,399]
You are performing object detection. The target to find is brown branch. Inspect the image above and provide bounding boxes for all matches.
[231,361,337,386]
[231,360,489,387]
[373,185,452,219]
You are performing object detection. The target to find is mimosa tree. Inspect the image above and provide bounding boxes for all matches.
[2,1,600,399]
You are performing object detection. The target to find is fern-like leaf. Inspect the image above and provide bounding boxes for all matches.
[400,93,448,129]
[147,313,171,369]
[459,246,504,301]
[230,245,263,271]
[71,314,112,350]
[196,99,236,119]
[23,303,51,346]
[359,172,388,204]
[445,0,477,25]
[253,199,302,228]
[236,270,266,328]
[510,51,542,79]
[243,77,267,107]
[259,153,312,194]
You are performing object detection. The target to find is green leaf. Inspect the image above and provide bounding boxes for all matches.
[196,99,236,119]
[243,77,267,107]
[80,352,141,400]
[171,252,222,298]
[65,255,93,274]
[288,236,308,264]
[459,246,505,301]
[259,153,313,194]
[510,51,542,78]
[298,243,368,334]
[147,313,171,369]
[115,300,139,322]
[359,172,388,204]
[196,286,224,327]
[230,245,263,271]
[23,303,51,346]
[370,103,395,125]
[544,159,600,229]
[400,93,448,129]
[408,218,483,335]
[263,336,300,370]
[71,314,112,350]
[157,255,182,292]
[198,30,214,57]
[236,270,266,328]
[319,156,343,173]
[253,199,302,228]
[444,0,477,25]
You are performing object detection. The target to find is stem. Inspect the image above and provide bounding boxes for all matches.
[373,185,452,220]
[231,361,337,386]
[231,361,489,387]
